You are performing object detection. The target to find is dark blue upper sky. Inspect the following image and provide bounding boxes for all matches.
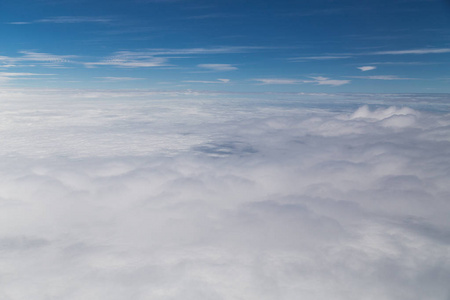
[1,0,450,93]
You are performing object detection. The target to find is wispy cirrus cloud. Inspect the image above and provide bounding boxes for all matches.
[253,77,350,86]
[0,55,17,68]
[197,64,238,71]
[357,66,377,71]
[85,47,261,68]
[37,16,113,24]
[184,78,230,84]
[350,75,415,80]
[96,77,145,81]
[7,22,31,25]
[371,48,450,55]
[7,16,113,25]
[253,78,303,85]
[369,61,436,65]
[144,46,264,56]
[19,51,76,64]
[85,51,168,68]
[291,55,352,61]
[3,47,261,70]
[0,72,54,83]
[307,76,350,86]
[292,47,450,63]
[0,51,78,68]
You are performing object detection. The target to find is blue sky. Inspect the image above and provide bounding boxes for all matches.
[1,0,450,93]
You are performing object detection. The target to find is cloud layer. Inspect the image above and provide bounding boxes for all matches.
[0,92,449,299]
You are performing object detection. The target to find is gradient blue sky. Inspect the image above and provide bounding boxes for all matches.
[1,0,450,93]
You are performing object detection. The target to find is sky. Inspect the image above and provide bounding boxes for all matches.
[1,0,450,93]
[1,1,450,299]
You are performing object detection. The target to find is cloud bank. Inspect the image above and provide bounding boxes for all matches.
[0,92,449,299]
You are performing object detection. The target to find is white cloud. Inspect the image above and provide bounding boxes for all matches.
[184,78,230,84]
[357,66,376,71]
[253,78,303,85]
[0,51,78,69]
[0,72,53,77]
[351,75,414,80]
[292,47,450,63]
[369,61,433,65]
[0,91,449,299]
[36,16,112,24]
[197,64,238,71]
[96,77,145,81]
[8,16,112,25]
[253,77,350,86]
[308,76,350,86]
[372,48,450,55]
[291,55,352,61]
[0,72,54,83]
[6,21,31,25]
[350,105,418,120]
[2,47,262,70]
[85,47,260,69]
[18,51,76,64]
[85,51,168,68]
[144,46,264,56]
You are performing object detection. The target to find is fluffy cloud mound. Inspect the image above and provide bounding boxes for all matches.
[350,105,418,120]
[0,93,449,299]
[349,105,419,128]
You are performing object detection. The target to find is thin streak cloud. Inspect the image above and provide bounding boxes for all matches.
[84,47,262,68]
[144,46,266,56]
[85,52,168,68]
[292,47,450,64]
[350,75,415,80]
[308,76,350,86]
[18,51,77,63]
[96,77,145,81]
[36,16,113,23]
[7,16,113,25]
[197,64,238,71]
[291,55,352,61]
[0,72,54,83]
[252,78,303,84]
[184,78,230,83]
[371,48,450,55]
[253,77,350,86]
[357,66,377,71]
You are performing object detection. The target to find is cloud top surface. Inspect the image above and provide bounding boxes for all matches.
[0,92,449,299]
